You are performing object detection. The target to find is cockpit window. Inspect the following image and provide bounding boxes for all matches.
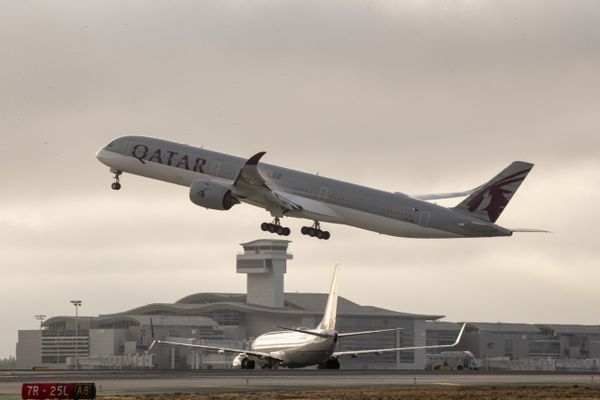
[107,141,114,148]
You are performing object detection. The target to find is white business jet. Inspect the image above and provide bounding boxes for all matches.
[149,265,466,369]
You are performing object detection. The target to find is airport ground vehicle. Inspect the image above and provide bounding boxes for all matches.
[426,351,478,371]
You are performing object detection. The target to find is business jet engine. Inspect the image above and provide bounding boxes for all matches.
[189,179,239,210]
[232,354,256,369]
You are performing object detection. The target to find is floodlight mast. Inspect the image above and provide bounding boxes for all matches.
[34,314,46,329]
[70,300,82,370]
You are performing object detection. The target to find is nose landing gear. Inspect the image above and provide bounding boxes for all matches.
[301,221,330,240]
[110,170,122,190]
[260,218,291,236]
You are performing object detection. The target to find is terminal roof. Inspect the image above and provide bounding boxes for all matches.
[467,322,541,334]
[102,292,442,320]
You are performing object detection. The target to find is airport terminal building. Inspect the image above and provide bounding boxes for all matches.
[16,240,440,370]
[16,239,600,370]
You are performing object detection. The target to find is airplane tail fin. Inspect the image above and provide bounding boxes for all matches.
[453,161,533,223]
[316,263,339,331]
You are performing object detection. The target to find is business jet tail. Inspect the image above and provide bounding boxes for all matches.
[316,264,340,331]
[453,161,533,223]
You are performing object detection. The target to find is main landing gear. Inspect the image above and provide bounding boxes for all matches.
[110,170,122,191]
[261,218,291,236]
[301,221,330,240]
[317,357,340,369]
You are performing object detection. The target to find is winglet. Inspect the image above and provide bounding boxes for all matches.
[246,151,266,166]
[233,152,267,186]
[453,323,466,346]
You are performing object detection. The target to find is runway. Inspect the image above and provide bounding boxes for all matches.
[1,370,599,398]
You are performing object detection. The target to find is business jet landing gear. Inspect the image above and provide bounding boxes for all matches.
[110,170,122,191]
[301,221,330,240]
[317,357,340,369]
[260,218,290,236]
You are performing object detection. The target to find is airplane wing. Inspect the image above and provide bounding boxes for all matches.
[338,327,403,338]
[333,323,466,358]
[150,339,283,362]
[232,152,338,219]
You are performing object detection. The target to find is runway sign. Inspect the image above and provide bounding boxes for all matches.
[22,383,96,399]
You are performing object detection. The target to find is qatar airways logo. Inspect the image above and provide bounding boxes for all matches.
[131,144,207,172]
[466,168,531,223]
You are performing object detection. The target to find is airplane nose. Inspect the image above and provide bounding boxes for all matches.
[96,149,104,161]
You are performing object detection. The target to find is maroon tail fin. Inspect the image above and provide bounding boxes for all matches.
[453,161,533,223]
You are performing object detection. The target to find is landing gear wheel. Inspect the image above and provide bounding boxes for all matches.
[323,358,340,369]
[261,217,291,236]
[301,221,331,240]
[110,170,122,190]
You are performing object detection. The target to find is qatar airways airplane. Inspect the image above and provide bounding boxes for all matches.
[96,135,539,240]
[149,265,466,369]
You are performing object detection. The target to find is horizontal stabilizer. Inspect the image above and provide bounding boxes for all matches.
[273,325,333,338]
[510,228,551,233]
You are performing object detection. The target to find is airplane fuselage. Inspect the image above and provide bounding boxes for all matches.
[250,330,336,368]
[97,136,513,238]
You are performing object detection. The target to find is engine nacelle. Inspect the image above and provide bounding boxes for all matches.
[189,180,239,210]
[232,354,255,369]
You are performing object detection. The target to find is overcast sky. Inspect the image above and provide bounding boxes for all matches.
[1,0,599,359]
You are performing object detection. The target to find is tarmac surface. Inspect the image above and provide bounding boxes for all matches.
[1,369,600,398]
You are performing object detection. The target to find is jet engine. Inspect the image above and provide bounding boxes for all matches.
[232,354,256,369]
[189,180,239,210]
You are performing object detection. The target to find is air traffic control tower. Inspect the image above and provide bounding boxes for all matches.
[236,239,292,308]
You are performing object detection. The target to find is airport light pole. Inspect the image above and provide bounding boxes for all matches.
[70,300,82,370]
[34,314,46,329]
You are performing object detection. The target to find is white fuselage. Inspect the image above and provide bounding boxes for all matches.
[250,330,336,368]
[97,136,512,238]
